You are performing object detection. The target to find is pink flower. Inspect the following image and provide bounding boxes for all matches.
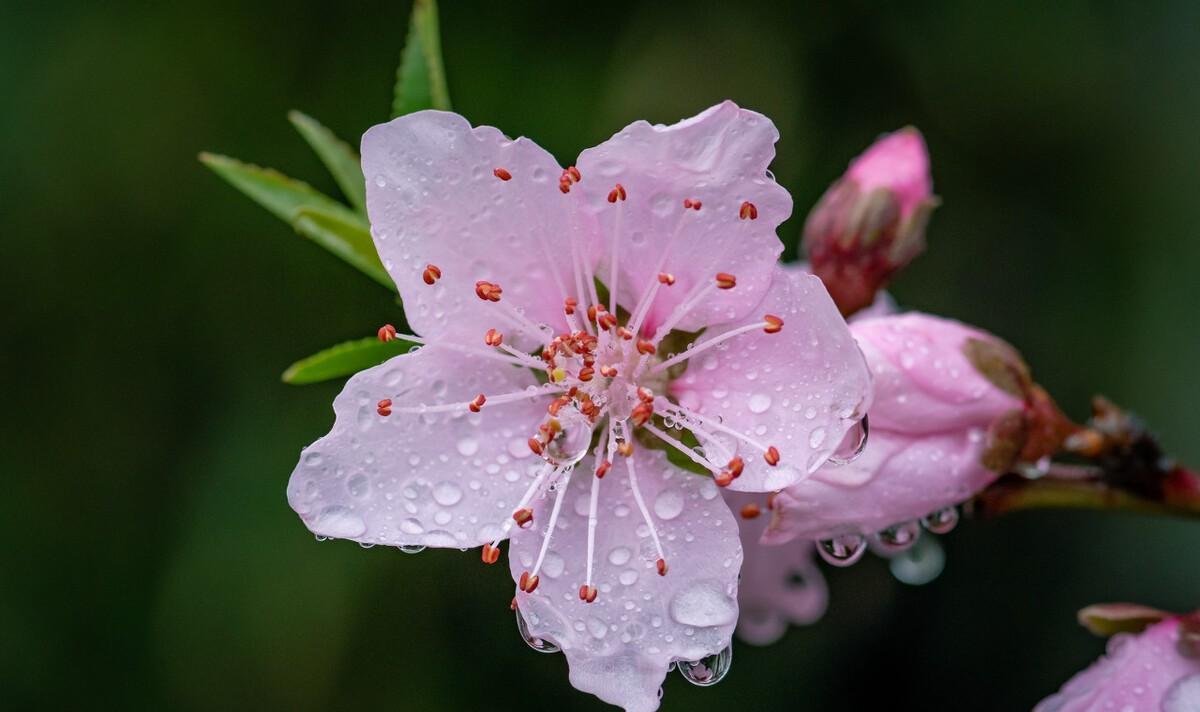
[765,312,1043,558]
[1037,613,1200,712]
[802,128,938,317]
[287,102,872,711]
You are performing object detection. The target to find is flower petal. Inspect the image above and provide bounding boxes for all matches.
[764,429,993,542]
[362,111,596,347]
[288,347,551,548]
[576,101,790,335]
[725,491,827,646]
[670,267,873,490]
[509,448,741,712]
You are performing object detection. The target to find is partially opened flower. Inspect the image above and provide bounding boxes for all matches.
[1037,607,1200,712]
[287,102,872,711]
[765,312,1070,564]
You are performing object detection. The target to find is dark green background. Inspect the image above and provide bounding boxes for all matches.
[4,1,1198,709]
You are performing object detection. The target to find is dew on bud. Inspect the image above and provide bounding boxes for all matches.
[677,644,732,687]
[817,533,867,567]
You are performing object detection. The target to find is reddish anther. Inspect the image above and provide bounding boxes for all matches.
[377,324,398,342]
[616,327,633,341]
[617,441,634,457]
[528,438,544,456]
[599,365,618,378]
[740,503,762,519]
[518,570,540,593]
[513,507,534,528]
[763,314,784,334]
[607,183,627,203]
[714,470,733,487]
[630,402,654,428]
[598,312,618,330]
[484,328,504,347]
[376,399,392,417]
[683,198,702,210]
[764,446,781,466]
[739,201,758,220]
[422,263,442,285]
[468,393,487,413]
[567,165,581,183]
[579,585,598,603]
[637,387,654,404]
[587,304,598,323]
[493,167,512,181]
[656,558,669,576]
[481,543,501,564]
[716,272,737,290]
[475,280,503,302]
[563,297,577,315]
[559,177,572,194]
[657,272,676,286]
[578,366,595,382]
[726,456,745,479]
[510,596,518,611]
[636,339,656,355]
[595,460,611,479]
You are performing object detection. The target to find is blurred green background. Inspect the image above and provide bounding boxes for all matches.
[3,1,1198,709]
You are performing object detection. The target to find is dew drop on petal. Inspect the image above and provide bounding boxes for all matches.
[1162,674,1200,712]
[748,393,772,414]
[433,481,464,506]
[608,547,632,566]
[456,438,479,457]
[313,505,366,538]
[669,581,737,627]
[653,489,685,521]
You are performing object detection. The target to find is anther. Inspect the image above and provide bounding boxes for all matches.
[607,183,627,203]
[740,503,762,519]
[595,460,611,479]
[578,366,595,382]
[630,402,654,428]
[657,272,676,286]
[579,584,598,603]
[637,387,654,404]
[528,438,544,456]
[656,558,668,576]
[468,393,487,413]
[763,314,784,334]
[481,543,501,564]
[599,365,618,378]
[683,198,702,210]
[567,166,582,183]
[510,596,518,611]
[484,328,504,347]
[617,441,634,457]
[599,312,618,330]
[376,398,392,417]
[518,570,540,593]
[764,446,781,467]
[493,167,512,181]
[513,507,534,528]
[716,272,737,290]
[739,201,758,220]
[587,304,598,323]
[563,297,577,315]
[616,327,633,340]
[422,263,442,285]
[714,471,733,487]
[377,324,398,342]
[559,176,571,194]
[726,456,744,479]
[636,339,656,355]
[475,280,503,302]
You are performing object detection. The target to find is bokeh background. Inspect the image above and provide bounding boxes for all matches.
[4,1,1199,709]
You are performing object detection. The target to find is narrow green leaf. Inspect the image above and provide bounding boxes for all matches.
[287,110,367,214]
[283,336,417,385]
[198,152,357,224]
[391,0,451,117]
[291,207,394,290]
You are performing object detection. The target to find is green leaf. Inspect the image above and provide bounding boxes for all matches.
[391,0,451,117]
[287,110,367,215]
[198,152,357,224]
[291,207,394,290]
[283,336,417,385]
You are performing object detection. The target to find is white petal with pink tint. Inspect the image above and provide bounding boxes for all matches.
[669,267,873,490]
[576,101,790,335]
[509,449,741,712]
[363,111,597,348]
[288,347,551,548]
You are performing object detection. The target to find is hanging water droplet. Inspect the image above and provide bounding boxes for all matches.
[827,414,870,466]
[398,544,426,554]
[817,534,867,567]
[873,520,921,554]
[889,535,945,585]
[921,506,959,535]
[678,645,733,687]
[515,609,560,653]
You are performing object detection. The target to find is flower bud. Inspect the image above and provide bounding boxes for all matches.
[765,313,1070,543]
[802,128,937,317]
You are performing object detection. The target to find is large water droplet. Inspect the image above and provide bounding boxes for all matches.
[313,505,366,538]
[433,481,464,506]
[669,581,737,627]
[515,609,559,653]
[808,427,827,449]
[922,506,959,535]
[873,520,921,554]
[653,489,684,520]
[399,544,426,554]
[889,535,945,585]
[541,412,591,468]
[456,438,479,457]
[827,414,870,466]
[1162,674,1200,712]
[747,393,772,414]
[678,645,733,687]
[817,534,866,567]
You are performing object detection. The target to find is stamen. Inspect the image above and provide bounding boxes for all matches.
[513,507,534,528]
[606,183,627,203]
[390,385,557,415]
[376,399,392,417]
[763,314,783,334]
[518,570,540,592]
[489,464,559,551]
[579,584,597,603]
[630,401,653,428]
[739,201,758,220]
[682,198,702,210]
[619,422,668,572]
[764,446,781,466]
[529,466,573,581]
[527,438,544,455]
[481,542,501,564]
[656,558,668,576]
[642,422,722,475]
[493,167,512,181]
[468,394,487,413]
[627,208,695,337]
[583,428,610,593]
[715,272,737,290]
[599,365,618,378]
[484,328,504,347]
[740,503,762,519]
[636,339,656,355]
[377,324,398,342]
[662,402,773,458]
[657,272,675,286]
[563,297,577,316]
[595,460,611,479]
[652,317,782,374]
[475,280,503,302]
[567,166,581,183]
[422,263,442,285]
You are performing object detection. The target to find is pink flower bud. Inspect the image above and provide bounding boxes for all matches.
[802,128,937,317]
[1036,613,1200,711]
[766,312,1066,543]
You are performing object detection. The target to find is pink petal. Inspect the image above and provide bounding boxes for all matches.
[670,267,873,490]
[764,429,993,542]
[845,127,931,220]
[576,101,790,335]
[362,111,597,348]
[778,261,897,321]
[287,347,550,548]
[725,491,827,646]
[1036,618,1200,712]
[509,448,741,712]
[850,313,1023,435]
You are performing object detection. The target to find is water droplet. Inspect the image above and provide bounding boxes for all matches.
[373,174,387,188]
[748,393,772,414]
[433,481,464,506]
[619,570,639,586]
[817,534,866,567]
[889,535,945,585]
[608,547,632,566]
[346,473,370,498]
[653,489,684,520]
[1162,674,1200,712]
[399,544,426,554]
[922,506,959,535]
[678,645,732,687]
[669,581,737,627]
[827,414,869,465]
[874,521,921,554]
[516,609,559,653]
[313,505,366,538]
[809,427,827,450]
[456,438,479,457]
[541,411,592,467]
